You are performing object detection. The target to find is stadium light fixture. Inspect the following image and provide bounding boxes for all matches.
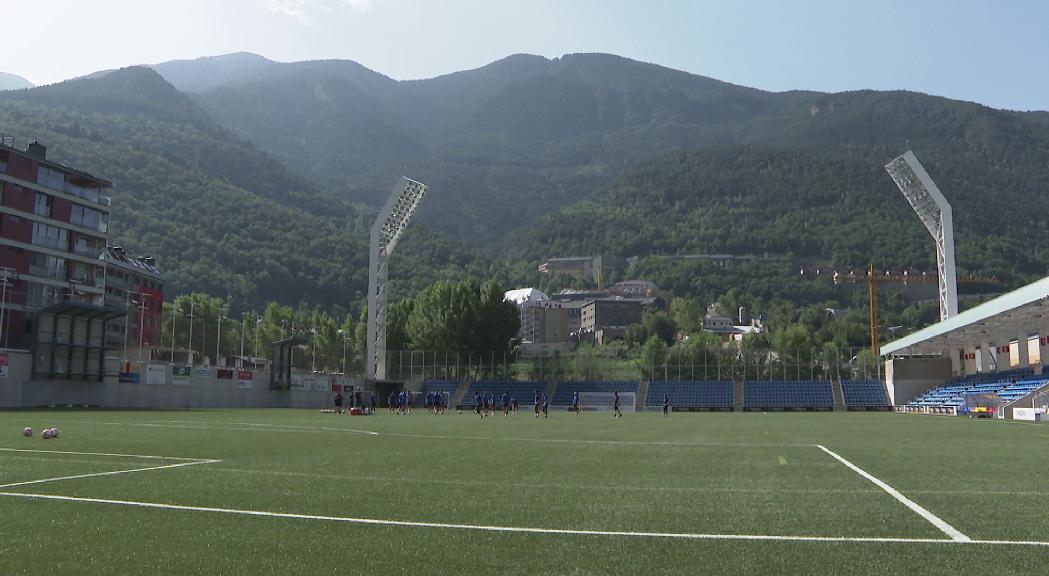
[366,177,428,380]
[885,151,958,321]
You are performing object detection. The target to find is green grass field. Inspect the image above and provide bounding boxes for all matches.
[1,408,1048,575]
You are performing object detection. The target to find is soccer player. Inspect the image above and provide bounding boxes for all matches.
[334,391,344,414]
[397,390,406,415]
[533,390,541,418]
[388,391,397,414]
[572,390,580,414]
[663,394,670,417]
[541,392,549,419]
[613,390,623,418]
[502,391,510,418]
[474,391,483,418]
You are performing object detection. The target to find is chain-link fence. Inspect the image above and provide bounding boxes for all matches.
[383,346,883,383]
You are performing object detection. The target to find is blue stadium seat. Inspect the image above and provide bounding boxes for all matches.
[841,380,890,407]
[743,380,834,409]
[645,381,734,408]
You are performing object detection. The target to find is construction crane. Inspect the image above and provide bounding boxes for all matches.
[829,266,998,352]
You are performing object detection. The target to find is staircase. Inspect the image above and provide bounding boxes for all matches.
[832,379,846,411]
[450,381,470,408]
[734,380,744,411]
[636,380,650,412]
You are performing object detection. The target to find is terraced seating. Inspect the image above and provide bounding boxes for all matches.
[552,381,639,405]
[905,369,1046,408]
[743,380,834,410]
[423,380,460,397]
[645,381,734,408]
[841,380,890,407]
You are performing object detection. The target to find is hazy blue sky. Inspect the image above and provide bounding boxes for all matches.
[3,0,1047,111]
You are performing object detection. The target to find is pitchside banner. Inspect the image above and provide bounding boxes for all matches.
[217,369,234,380]
[290,375,303,388]
[0,353,8,379]
[118,372,140,384]
[172,366,191,384]
[146,364,166,385]
[237,371,253,389]
[194,367,212,379]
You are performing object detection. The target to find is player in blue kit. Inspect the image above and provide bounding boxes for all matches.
[533,390,541,418]
[572,391,580,414]
[663,394,670,417]
[613,390,623,418]
[502,392,510,418]
[474,392,483,418]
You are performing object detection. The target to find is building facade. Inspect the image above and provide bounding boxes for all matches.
[0,141,113,350]
[102,246,163,355]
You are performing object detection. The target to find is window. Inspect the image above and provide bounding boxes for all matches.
[26,282,61,308]
[71,262,103,287]
[36,166,65,190]
[31,222,68,251]
[70,204,108,232]
[73,235,104,258]
[34,193,53,218]
[29,253,66,280]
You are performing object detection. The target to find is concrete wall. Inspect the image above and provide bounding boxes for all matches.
[0,351,367,409]
[885,357,952,405]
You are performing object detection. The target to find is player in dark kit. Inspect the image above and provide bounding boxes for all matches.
[613,390,623,418]
[541,393,549,418]
[334,391,344,414]
[502,392,510,418]
[533,390,541,418]
[572,391,580,414]
[474,392,483,418]
[662,394,670,417]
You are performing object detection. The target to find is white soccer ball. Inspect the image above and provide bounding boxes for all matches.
[50,428,60,438]
[23,427,32,437]
[42,429,53,439]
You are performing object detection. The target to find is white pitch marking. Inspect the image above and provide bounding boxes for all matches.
[816,444,971,542]
[2,491,1047,547]
[0,447,208,461]
[0,458,220,490]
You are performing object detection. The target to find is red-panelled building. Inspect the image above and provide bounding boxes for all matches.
[101,245,164,353]
[1,140,113,350]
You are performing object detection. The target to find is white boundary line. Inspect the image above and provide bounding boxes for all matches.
[816,444,971,542]
[0,459,221,489]
[2,491,1048,547]
[0,447,206,461]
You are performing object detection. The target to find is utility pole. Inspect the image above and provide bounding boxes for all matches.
[1,268,18,349]
[187,301,195,366]
[170,303,179,363]
[137,293,147,363]
[239,311,247,359]
[254,314,261,358]
[123,291,132,362]
[216,306,226,367]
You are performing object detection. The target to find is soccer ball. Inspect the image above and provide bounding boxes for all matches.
[457,410,462,415]
[42,429,53,439]
[23,427,32,437]
[50,428,60,438]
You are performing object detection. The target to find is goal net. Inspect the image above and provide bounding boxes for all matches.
[578,392,636,412]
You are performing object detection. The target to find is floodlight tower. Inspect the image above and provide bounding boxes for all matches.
[366,177,428,380]
[885,151,958,321]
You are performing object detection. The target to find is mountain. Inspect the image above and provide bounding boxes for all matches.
[6,52,1049,319]
[0,72,33,91]
[0,67,492,309]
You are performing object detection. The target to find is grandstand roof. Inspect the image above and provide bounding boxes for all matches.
[504,288,548,305]
[882,274,1049,356]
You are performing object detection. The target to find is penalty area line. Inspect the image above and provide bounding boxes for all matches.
[2,491,1048,547]
[0,447,213,461]
[0,459,221,490]
[816,444,971,543]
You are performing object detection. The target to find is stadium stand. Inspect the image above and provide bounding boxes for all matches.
[905,370,1046,410]
[840,380,891,409]
[644,381,734,410]
[553,381,639,406]
[460,381,543,408]
[743,380,834,410]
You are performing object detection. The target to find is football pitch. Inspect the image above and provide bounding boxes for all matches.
[1,409,1047,575]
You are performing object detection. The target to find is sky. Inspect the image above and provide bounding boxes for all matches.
[2,0,1048,111]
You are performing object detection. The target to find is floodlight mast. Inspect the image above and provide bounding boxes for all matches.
[885,151,958,321]
[366,177,428,380]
